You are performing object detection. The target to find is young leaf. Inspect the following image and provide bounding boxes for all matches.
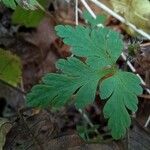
[0,49,22,86]
[83,10,106,27]
[100,71,143,139]
[27,57,113,108]
[55,25,124,69]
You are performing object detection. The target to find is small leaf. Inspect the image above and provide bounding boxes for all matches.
[83,10,106,27]
[100,71,143,139]
[0,49,22,86]
[55,25,124,69]
[27,57,113,109]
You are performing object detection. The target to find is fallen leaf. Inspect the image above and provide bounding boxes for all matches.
[0,49,22,86]
[0,118,12,150]
[111,0,150,36]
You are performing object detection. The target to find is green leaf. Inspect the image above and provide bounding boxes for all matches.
[0,0,39,10]
[12,7,44,27]
[0,49,22,86]
[55,25,124,69]
[83,10,106,27]
[100,71,143,139]
[12,0,47,27]
[27,57,113,109]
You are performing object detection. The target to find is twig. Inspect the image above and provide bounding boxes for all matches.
[78,109,100,136]
[145,116,150,127]
[78,109,93,127]
[139,94,150,100]
[75,0,79,25]
[80,0,96,18]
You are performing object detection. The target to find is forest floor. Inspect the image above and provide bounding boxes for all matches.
[0,0,150,149]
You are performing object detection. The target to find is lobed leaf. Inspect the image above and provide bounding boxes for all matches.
[27,57,113,109]
[55,25,124,69]
[100,71,143,139]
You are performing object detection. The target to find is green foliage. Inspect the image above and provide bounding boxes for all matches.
[0,49,22,86]
[0,0,39,10]
[12,0,47,27]
[83,10,106,27]
[27,57,113,108]
[100,71,142,139]
[26,19,142,139]
[55,25,123,69]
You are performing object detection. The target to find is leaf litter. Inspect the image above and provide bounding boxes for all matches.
[0,0,150,149]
